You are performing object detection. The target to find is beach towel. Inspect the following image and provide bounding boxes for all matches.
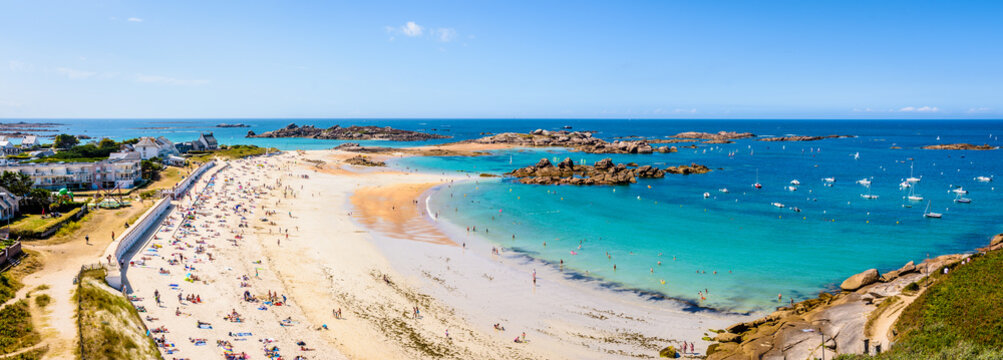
[198,324,213,329]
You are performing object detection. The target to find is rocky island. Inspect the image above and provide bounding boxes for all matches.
[759,135,854,142]
[922,143,998,150]
[464,129,679,154]
[216,123,250,128]
[672,131,756,143]
[248,123,450,141]
[344,155,386,167]
[507,157,709,185]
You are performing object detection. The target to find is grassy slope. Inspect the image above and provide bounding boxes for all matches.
[77,268,162,360]
[838,250,1003,359]
[0,301,40,355]
[188,145,276,162]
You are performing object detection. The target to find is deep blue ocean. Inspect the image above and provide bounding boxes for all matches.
[20,118,1003,312]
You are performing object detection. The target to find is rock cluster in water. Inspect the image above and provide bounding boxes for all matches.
[672,131,756,142]
[759,135,853,142]
[344,155,385,167]
[247,123,449,141]
[922,143,998,150]
[467,129,678,154]
[507,157,709,185]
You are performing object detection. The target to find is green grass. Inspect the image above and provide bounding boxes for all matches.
[33,294,50,308]
[188,145,277,162]
[8,206,84,239]
[0,301,40,355]
[837,250,1003,359]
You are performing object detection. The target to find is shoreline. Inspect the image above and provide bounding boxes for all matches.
[342,161,749,357]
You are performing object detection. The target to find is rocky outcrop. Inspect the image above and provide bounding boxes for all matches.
[672,131,756,141]
[344,155,385,167]
[759,135,854,142]
[840,269,880,291]
[248,123,449,141]
[216,123,250,128]
[880,261,916,282]
[464,130,669,154]
[507,158,710,185]
[922,143,998,150]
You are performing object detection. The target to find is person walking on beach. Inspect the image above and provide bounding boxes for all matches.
[85,235,90,245]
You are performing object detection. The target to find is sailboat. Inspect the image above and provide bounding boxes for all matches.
[860,185,878,199]
[954,193,972,204]
[951,186,968,195]
[906,184,924,202]
[906,162,921,183]
[856,178,872,186]
[923,201,942,218]
[975,176,993,183]
[753,169,762,189]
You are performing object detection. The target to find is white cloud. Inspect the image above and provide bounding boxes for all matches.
[433,28,457,42]
[56,67,97,79]
[386,22,463,43]
[898,106,939,113]
[0,99,22,108]
[127,17,143,22]
[135,74,208,86]
[8,60,33,72]
[401,21,423,37]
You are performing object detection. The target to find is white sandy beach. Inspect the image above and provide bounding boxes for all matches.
[124,149,750,360]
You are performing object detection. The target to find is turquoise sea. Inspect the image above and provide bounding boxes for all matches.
[18,119,1003,312]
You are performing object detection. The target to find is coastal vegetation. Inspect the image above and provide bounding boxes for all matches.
[0,301,40,355]
[76,268,162,360]
[0,250,44,357]
[8,205,85,239]
[189,144,277,162]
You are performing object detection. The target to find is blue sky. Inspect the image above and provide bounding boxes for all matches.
[1,1,1001,119]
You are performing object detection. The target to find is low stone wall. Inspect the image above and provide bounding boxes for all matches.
[0,241,23,270]
[170,160,215,198]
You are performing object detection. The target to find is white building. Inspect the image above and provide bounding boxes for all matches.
[134,136,179,160]
[0,158,141,190]
[20,135,39,148]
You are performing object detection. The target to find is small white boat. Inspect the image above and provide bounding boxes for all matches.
[975,176,993,183]
[923,201,942,218]
[822,177,835,183]
[857,178,872,186]
[771,202,785,208]
[753,169,762,189]
[861,194,879,199]
[906,185,923,202]
[951,187,968,194]
[899,181,911,189]
[787,186,798,192]
[954,194,972,204]
[906,162,921,183]
[791,207,802,213]
[703,192,711,198]
[718,188,729,193]
[790,179,801,185]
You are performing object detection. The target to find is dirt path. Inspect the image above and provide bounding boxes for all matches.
[18,203,151,359]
